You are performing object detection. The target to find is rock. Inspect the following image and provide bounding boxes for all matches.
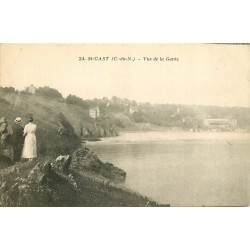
[38,174,47,184]
[55,155,72,173]
[42,161,52,175]
[0,157,79,206]
[72,147,126,183]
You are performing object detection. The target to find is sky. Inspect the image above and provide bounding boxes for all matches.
[0,44,249,107]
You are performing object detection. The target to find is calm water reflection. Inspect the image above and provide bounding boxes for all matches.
[87,131,250,206]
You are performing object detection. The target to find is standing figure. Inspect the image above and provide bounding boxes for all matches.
[0,117,10,143]
[11,117,24,162]
[22,114,37,161]
[0,117,13,163]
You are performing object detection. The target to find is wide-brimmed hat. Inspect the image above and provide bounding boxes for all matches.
[14,117,22,124]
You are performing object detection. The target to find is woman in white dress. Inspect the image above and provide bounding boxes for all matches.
[22,115,37,161]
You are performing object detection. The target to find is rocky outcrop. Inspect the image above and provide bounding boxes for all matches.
[81,124,118,139]
[72,147,126,183]
[0,147,159,207]
[0,147,126,206]
[0,160,79,207]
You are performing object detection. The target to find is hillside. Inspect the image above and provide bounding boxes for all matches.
[0,87,117,157]
[1,85,250,156]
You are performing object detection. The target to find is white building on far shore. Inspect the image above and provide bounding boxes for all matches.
[204,118,237,129]
[89,107,100,119]
[129,106,139,114]
[25,84,36,94]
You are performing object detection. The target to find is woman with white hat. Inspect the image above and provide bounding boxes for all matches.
[11,117,24,162]
[22,114,37,161]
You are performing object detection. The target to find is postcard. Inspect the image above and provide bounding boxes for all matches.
[0,44,249,207]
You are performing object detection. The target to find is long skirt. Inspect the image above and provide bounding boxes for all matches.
[22,133,37,159]
[13,143,23,162]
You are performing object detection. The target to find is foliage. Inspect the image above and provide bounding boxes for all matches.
[0,160,80,207]
[0,87,16,93]
[132,111,148,123]
[36,86,62,99]
[65,94,89,109]
[0,97,10,105]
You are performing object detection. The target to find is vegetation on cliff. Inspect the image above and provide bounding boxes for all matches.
[1,85,249,150]
[0,147,158,207]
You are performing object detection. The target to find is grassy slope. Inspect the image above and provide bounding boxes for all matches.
[0,91,93,156]
[0,91,94,134]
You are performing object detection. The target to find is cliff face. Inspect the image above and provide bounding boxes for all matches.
[0,147,158,207]
[81,123,118,139]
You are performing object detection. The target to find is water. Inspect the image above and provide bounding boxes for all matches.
[87,131,250,206]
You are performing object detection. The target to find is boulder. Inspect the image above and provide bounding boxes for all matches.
[72,147,126,183]
[55,155,72,173]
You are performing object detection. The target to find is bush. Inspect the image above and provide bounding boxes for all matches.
[0,87,16,93]
[0,98,10,105]
[132,111,148,123]
[65,94,89,109]
[36,86,62,99]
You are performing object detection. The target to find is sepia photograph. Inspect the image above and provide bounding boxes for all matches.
[0,44,249,207]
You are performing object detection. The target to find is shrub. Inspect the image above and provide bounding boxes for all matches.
[36,86,62,99]
[65,95,89,109]
[0,87,16,93]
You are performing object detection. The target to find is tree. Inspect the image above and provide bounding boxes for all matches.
[65,94,89,109]
[0,87,16,93]
[36,86,62,99]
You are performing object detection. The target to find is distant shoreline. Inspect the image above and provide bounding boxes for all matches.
[86,130,250,145]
